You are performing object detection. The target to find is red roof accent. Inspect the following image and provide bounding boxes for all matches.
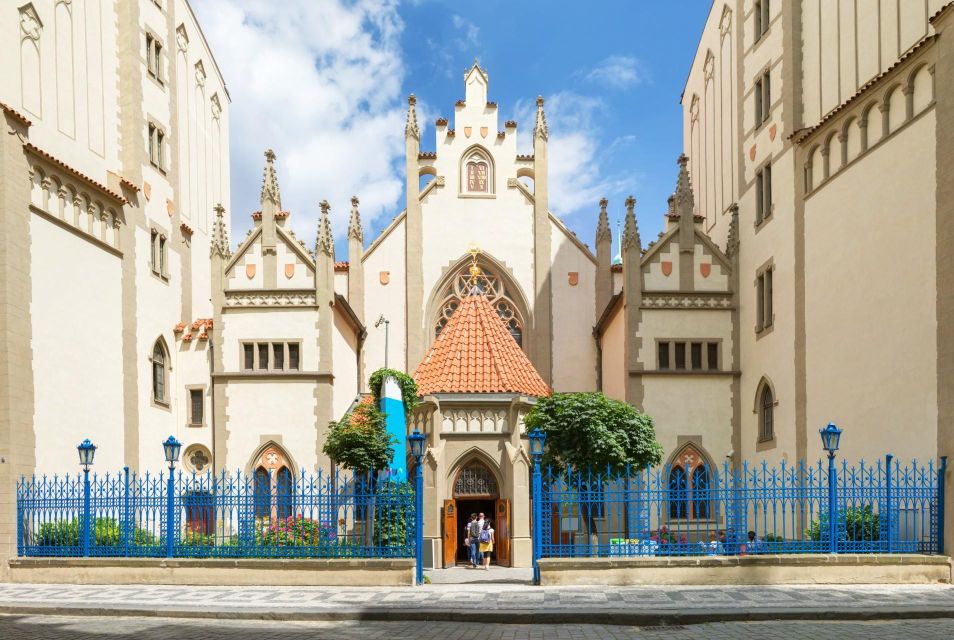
[414,294,550,397]
[180,222,193,236]
[611,264,623,273]
[0,102,32,127]
[334,261,349,272]
[419,151,437,160]
[251,211,262,221]
[275,210,289,219]
[24,143,127,204]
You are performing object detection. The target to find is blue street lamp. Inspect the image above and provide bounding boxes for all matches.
[76,439,96,556]
[819,423,843,553]
[162,436,181,558]
[528,429,546,585]
[408,429,426,585]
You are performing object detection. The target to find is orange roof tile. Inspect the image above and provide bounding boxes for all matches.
[413,294,550,397]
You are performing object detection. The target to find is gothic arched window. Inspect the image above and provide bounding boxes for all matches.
[454,461,499,498]
[434,262,523,346]
[460,147,493,195]
[151,340,168,404]
[668,445,714,521]
[759,384,775,442]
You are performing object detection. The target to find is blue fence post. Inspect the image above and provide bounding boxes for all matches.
[16,478,23,557]
[884,455,893,553]
[531,460,543,585]
[82,469,91,557]
[414,460,424,585]
[123,466,131,556]
[939,456,948,555]
[827,453,837,554]
[166,468,175,558]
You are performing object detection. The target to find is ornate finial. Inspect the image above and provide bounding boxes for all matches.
[466,245,484,292]
[673,154,694,218]
[348,195,363,243]
[596,198,611,243]
[622,195,640,251]
[534,95,548,141]
[260,149,281,207]
[316,200,333,256]
[210,203,231,258]
[726,204,740,258]
[405,94,420,140]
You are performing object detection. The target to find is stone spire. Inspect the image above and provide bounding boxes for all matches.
[621,195,641,250]
[316,200,334,258]
[347,196,363,243]
[533,95,548,141]
[405,94,420,140]
[210,203,231,258]
[726,203,740,258]
[260,149,281,209]
[673,154,694,219]
[596,198,611,244]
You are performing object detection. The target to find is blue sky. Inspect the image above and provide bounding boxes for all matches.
[192,0,712,257]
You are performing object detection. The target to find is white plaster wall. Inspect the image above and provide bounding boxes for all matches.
[174,339,213,454]
[643,241,680,291]
[334,271,348,298]
[362,218,407,373]
[220,309,320,372]
[30,215,124,473]
[600,305,625,402]
[693,243,729,291]
[274,239,313,289]
[637,308,734,367]
[803,113,937,465]
[227,235,263,289]
[224,381,320,473]
[643,376,734,465]
[550,224,597,391]
[332,311,359,420]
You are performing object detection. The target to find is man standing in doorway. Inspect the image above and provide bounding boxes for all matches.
[468,512,484,568]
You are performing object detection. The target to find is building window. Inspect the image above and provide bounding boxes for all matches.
[460,147,494,195]
[257,343,269,370]
[145,33,163,83]
[152,340,167,404]
[273,343,284,370]
[668,446,713,521]
[755,162,772,225]
[754,70,771,126]
[658,341,670,369]
[657,340,722,371]
[148,122,165,171]
[756,266,774,333]
[288,343,300,370]
[150,229,168,279]
[252,446,295,521]
[759,382,775,442]
[243,343,254,370]
[184,490,214,536]
[754,0,770,43]
[434,260,523,347]
[189,388,203,426]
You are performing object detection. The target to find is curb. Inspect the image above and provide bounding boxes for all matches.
[1,604,953,625]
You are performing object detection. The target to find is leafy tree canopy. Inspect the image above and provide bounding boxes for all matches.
[323,400,395,475]
[368,368,419,414]
[524,392,663,473]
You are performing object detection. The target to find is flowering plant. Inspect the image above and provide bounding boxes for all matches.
[256,515,336,546]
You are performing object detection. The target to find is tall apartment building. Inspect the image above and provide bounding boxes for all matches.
[0,0,230,572]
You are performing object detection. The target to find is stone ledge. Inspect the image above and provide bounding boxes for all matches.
[7,557,415,586]
[538,554,953,586]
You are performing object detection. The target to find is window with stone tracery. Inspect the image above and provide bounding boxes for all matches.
[434,263,523,346]
[454,462,498,497]
[460,147,493,195]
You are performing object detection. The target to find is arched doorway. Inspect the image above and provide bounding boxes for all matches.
[444,458,511,567]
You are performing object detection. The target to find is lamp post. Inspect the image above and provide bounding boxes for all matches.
[162,435,182,558]
[76,439,96,557]
[819,422,843,554]
[528,429,546,585]
[375,315,390,369]
[409,429,426,585]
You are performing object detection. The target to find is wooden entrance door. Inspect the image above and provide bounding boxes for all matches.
[495,498,511,567]
[442,499,457,568]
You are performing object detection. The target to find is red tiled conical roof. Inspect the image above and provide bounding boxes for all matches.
[414,294,550,397]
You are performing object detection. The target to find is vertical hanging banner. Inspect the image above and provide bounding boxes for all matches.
[380,375,407,481]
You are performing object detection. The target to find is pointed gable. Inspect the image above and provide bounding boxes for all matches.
[414,294,550,397]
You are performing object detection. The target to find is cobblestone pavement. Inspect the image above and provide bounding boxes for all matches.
[1,582,953,624]
[2,614,954,639]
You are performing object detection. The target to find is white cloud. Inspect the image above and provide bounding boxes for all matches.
[451,15,480,48]
[513,92,634,219]
[190,0,408,247]
[585,55,647,90]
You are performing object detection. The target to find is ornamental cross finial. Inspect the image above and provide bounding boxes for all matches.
[405,94,420,140]
[348,195,363,243]
[596,197,611,243]
[534,95,548,141]
[260,149,281,208]
[674,154,694,219]
[466,245,483,292]
[210,203,231,259]
[316,200,333,257]
[622,195,641,251]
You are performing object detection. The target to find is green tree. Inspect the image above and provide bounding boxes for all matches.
[323,400,395,475]
[368,367,419,414]
[524,392,663,473]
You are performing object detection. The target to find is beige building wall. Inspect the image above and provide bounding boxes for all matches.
[550,224,597,391]
[361,217,407,374]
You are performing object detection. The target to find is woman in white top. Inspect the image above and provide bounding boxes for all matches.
[479,520,495,570]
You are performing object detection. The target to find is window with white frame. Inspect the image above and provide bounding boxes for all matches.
[755,162,772,225]
[148,122,165,171]
[150,229,168,279]
[756,265,774,333]
[754,69,771,126]
[145,33,163,83]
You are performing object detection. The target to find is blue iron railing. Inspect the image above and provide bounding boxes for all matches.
[534,456,945,559]
[17,467,415,559]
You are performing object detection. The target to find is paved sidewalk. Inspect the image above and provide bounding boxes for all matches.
[1,583,953,625]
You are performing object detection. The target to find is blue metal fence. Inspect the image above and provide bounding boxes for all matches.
[17,467,415,559]
[533,456,946,560]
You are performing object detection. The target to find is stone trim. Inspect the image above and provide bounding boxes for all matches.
[641,293,733,310]
[224,289,317,308]
[212,371,333,382]
[28,205,122,258]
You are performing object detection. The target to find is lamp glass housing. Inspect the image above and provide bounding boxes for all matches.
[162,435,182,466]
[77,439,96,469]
[409,429,425,459]
[819,423,842,454]
[528,429,546,456]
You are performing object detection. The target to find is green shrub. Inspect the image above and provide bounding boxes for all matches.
[256,515,336,546]
[806,505,880,542]
[35,517,156,547]
[373,481,413,548]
